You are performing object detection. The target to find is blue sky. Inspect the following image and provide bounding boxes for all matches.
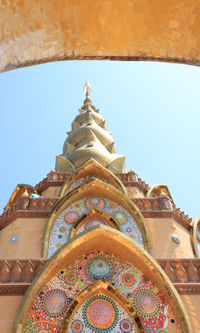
[0,60,199,219]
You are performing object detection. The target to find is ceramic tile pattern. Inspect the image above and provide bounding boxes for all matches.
[48,195,144,258]
[25,251,181,332]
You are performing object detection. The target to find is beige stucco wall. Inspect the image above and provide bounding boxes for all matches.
[41,186,61,197]
[0,295,23,332]
[145,217,194,259]
[181,294,200,333]
[0,218,46,258]
[125,186,145,198]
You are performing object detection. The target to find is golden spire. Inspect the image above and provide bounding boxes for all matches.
[55,82,126,174]
[83,78,92,97]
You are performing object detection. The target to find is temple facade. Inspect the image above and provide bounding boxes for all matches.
[0,82,200,332]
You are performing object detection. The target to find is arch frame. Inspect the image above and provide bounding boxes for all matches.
[42,178,151,257]
[62,280,144,332]
[59,158,127,197]
[69,208,121,238]
[146,183,174,203]
[14,225,192,333]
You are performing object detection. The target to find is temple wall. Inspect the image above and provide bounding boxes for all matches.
[145,217,194,259]
[41,186,61,197]
[0,218,46,258]
[181,294,200,333]
[0,295,23,333]
[125,185,145,198]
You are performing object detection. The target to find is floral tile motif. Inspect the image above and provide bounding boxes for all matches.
[25,251,181,332]
[48,196,144,258]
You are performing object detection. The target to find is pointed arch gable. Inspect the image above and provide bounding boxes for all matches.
[69,208,121,238]
[146,184,174,203]
[59,158,127,197]
[15,226,192,333]
[62,280,144,332]
[42,179,151,257]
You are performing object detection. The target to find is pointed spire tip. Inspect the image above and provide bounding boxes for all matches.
[83,78,92,97]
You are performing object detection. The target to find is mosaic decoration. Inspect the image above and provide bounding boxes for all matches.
[132,289,160,317]
[25,251,181,332]
[41,289,69,318]
[84,256,114,281]
[172,234,180,244]
[48,196,144,257]
[69,294,136,333]
[64,211,79,224]
[76,219,106,235]
[10,235,19,244]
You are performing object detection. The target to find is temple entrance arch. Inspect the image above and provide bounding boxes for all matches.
[15,226,192,332]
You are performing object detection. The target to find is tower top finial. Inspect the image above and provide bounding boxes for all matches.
[83,78,92,97]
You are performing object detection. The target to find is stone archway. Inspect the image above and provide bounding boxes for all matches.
[1,0,200,73]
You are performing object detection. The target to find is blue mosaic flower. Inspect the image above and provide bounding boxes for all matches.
[84,256,114,281]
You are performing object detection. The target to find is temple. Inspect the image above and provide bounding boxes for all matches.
[0,81,200,332]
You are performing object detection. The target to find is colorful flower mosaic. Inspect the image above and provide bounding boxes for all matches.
[25,251,181,332]
[41,289,69,318]
[64,211,79,224]
[84,256,114,281]
[69,294,136,333]
[48,196,144,257]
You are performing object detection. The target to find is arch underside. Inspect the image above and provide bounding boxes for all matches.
[15,227,191,332]
[1,0,200,73]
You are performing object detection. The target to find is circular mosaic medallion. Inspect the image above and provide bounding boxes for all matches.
[120,319,133,332]
[172,233,180,244]
[55,242,62,249]
[84,256,114,281]
[65,272,78,285]
[42,289,68,318]
[108,202,118,210]
[64,211,79,224]
[10,235,19,244]
[59,226,67,233]
[112,211,127,224]
[156,330,167,333]
[85,196,106,210]
[82,295,119,331]
[71,319,83,333]
[72,202,83,210]
[122,273,135,287]
[133,289,160,318]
